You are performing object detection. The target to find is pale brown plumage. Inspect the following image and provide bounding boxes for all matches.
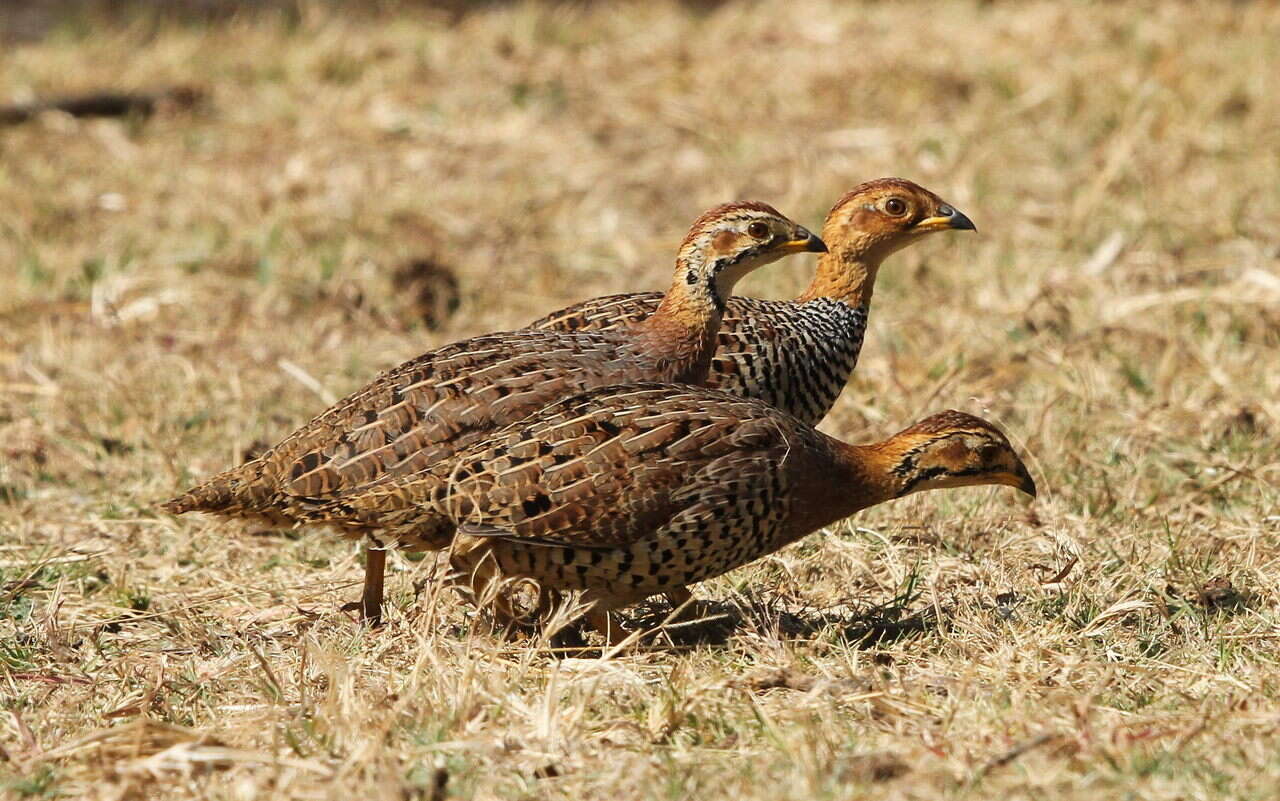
[161,202,826,622]
[303,383,1036,643]
[530,179,975,426]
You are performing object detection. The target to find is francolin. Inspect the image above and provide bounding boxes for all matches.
[531,178,975,425]
[309,383,1037,643]
[162,203,826,623]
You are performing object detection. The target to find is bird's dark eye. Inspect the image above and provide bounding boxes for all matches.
[979,443,1001,462]
[747,221,770,239]
[884,198,907,216]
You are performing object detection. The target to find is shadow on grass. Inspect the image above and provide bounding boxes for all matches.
[541,592,944,655]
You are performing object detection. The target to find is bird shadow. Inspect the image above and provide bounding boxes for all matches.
[544,591,943,655]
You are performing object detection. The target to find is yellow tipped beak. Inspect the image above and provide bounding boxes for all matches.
[775,227,828,254]
[916,205,977,233]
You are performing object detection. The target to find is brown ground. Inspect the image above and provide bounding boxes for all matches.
[1,1,1278,798]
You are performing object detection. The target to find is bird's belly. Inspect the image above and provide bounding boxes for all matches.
[486,514,790,595]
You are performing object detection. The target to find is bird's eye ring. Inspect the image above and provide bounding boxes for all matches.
[884,198,908,216]
[746,221,770,239]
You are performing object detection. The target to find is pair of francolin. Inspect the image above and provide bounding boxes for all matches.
[165,178,1038,644]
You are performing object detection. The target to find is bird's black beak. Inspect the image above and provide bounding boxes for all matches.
[776,226,828,254]
[1009,463,1038,498]
[917,204,977,233]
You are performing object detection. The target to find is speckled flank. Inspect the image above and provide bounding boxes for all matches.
[314,384,825,599]
[301,383,1034,631]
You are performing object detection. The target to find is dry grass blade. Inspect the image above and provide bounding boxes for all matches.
[1,1,1278,798]
[972,731,1063,782]
[32,719,220,764]
[120,741,333,779]
[1079,599,1154,637]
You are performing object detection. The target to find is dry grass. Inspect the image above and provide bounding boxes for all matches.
[2,1,1279,798]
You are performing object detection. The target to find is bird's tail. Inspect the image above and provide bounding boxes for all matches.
[160,460,272,517]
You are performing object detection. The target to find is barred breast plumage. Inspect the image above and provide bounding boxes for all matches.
[534,292,868,425]
[529,178,976,427]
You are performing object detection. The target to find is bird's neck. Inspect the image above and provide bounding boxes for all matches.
[790,439,906,534]
[795,248,882,308]
[637,259,724,381]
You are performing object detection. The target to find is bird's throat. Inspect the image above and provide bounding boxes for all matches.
[640,272,723,380]
[797,251,881,307]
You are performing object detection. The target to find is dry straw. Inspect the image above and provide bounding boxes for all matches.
[1,1,1278,798]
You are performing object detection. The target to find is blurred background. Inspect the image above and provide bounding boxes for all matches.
[4,0,1276,474]
[1,2,1278,797]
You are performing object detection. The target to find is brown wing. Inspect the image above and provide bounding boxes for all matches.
[325,384,798,549]
[166,294,861,521]
[255,329,657,502]
[528,291,663,332]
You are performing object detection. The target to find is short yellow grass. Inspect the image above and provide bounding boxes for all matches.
[1,1,1278,798]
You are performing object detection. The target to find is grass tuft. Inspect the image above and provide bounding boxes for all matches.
[1,1,1278,798]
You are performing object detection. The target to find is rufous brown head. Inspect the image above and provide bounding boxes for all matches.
[882,410,1036,499]
[822,178,975,263]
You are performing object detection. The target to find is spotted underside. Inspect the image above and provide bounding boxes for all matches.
[304,384,833,595]
[530,292,869,426]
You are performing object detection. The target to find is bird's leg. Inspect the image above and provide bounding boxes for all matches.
[361,546,386,626]
[340,542,387,624]
[664,586,694,619]
[579,589,644,648]
[583,605,629,647]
